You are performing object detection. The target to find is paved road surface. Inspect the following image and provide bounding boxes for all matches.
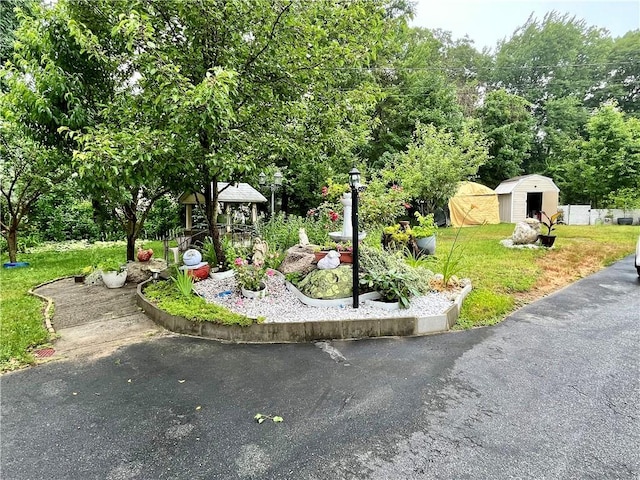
[2,255,638,479]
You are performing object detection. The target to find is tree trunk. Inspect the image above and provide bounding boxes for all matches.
[205,178,226,269]
[7,226,18,263]
[124,205,138,262]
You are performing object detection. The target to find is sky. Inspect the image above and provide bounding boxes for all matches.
[411,0,640,51]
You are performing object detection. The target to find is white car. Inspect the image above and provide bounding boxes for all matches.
[636,236,640,277]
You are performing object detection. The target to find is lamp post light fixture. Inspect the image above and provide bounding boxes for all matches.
[348,167,364,308]
[259,170,283,215]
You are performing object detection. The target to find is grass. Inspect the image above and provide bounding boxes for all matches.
[0,241,163,371]
[432,223,638,328]
[143,281,257,326]
[1,225,637,371]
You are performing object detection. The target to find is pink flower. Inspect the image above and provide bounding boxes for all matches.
[234,257,244,266]
[404,203,411,209]
[321,186,328,197]
[266,269,275,277]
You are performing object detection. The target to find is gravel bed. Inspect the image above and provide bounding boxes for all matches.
[194,274,455,323]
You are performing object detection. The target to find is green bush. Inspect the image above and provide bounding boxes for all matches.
[359,244,432,308]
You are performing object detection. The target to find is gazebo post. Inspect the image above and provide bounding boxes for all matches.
[185,204,193,232]
[251,204,257,223]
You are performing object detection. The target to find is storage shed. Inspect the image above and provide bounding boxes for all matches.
[495,174,559,223]
[448,181,500,227]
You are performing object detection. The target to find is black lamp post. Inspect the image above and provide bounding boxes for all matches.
[258,170,283,215]
[349,167,363,308]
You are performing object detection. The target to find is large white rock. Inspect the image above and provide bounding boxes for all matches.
[512,219,540,245]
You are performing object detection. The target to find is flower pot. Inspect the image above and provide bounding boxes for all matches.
[102,270,127,288]
[314,251,353,264]
[416,235,436,255]
[210,269,235,280]
[188,264,210,281]
[538,234,556,248]
[241,282,267,299]
[617,217,633,225]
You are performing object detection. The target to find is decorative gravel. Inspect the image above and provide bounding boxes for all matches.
[193,274,456,323]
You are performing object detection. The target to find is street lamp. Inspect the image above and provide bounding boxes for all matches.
[349,167,364,308]
[259,170,283,215]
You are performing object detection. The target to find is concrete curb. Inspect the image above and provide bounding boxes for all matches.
[136,280,473,343]
[28,276,75,335]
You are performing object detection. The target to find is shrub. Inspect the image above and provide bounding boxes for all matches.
[359,244,432,308]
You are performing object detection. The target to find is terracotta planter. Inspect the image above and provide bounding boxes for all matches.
[188,264,210,281]
[314,251,353,264]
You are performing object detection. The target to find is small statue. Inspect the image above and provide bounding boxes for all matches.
[252,237,268,266]
[317,250,341,270]
[298,228,310,246]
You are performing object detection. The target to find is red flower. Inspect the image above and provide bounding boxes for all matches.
[329,210,339,222]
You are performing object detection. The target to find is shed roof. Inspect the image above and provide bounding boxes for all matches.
[494,174,559,195]
[179,182,267,205]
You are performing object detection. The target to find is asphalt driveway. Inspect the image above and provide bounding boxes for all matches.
[1,255,638,479]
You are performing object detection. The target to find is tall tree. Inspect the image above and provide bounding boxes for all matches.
[476,89,535,187]
[389,122,489,213]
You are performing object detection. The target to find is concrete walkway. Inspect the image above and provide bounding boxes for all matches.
[34,278,166,360]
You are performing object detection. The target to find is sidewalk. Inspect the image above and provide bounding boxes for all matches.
[34,278,166,361]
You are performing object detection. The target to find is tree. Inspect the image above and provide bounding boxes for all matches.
[99,0,391,266]
[550,103,640,206]
[476,89,535,187]
[0,112,64,262]
[389,122,489,212]
[593,30,640,116]
[365,27,465,167]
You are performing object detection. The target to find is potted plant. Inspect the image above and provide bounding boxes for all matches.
[233,257,275,299]
[314,241,353,263]
[382,223,413,251]
[412,212,437,254]
[609,188,638,225]
[99,259,127,288]
[539,211,561,248]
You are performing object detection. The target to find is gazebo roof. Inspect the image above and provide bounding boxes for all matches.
[179,182,267,205]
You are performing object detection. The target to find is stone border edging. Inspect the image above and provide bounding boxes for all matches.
[136,280,472,343]
[28,276,74,335]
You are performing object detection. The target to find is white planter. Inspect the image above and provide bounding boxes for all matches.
[416,235,436,254]
[102,270,127,288]
[210,269,235,280]
[241,283,267,299]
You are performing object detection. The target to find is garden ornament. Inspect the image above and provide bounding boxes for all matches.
[317,249,341,270]
[252,238,269,266]
[298,228,310,246]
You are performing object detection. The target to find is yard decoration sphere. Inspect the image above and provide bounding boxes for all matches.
[183,249,202,266]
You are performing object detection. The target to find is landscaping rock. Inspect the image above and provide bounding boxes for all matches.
[512,219,540,244]
[126,259,168,283]
[278,245,317,276]
[297,265,353,300]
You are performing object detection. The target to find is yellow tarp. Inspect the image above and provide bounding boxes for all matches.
[448,181,500,227]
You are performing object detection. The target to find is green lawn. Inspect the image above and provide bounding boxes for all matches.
[1,226,637,371]
[0,241,164,371]
[435,223,638,328]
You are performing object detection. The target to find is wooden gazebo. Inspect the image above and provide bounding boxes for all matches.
[178,182,267,231]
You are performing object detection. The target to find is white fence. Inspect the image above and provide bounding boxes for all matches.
[559,205,640,225]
